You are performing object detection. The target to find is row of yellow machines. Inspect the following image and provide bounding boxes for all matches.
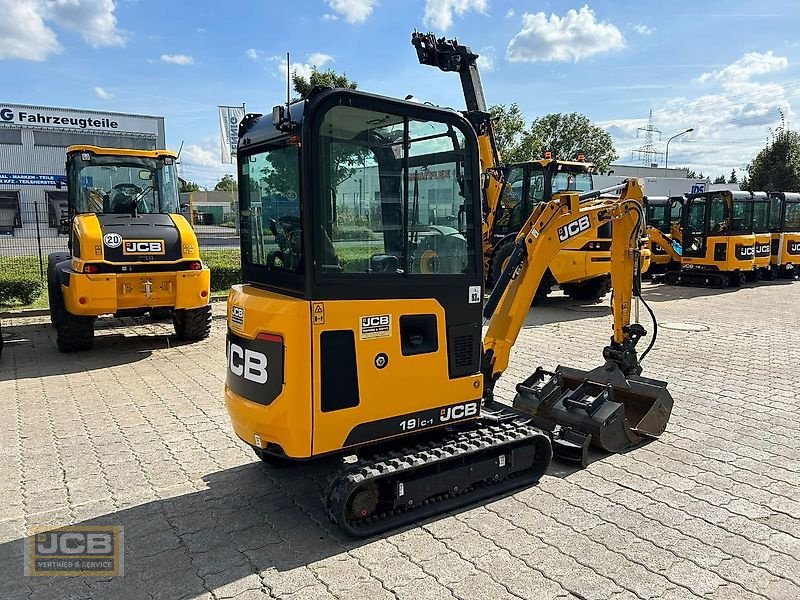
[646,191,800,287]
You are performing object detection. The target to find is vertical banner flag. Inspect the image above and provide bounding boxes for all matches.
[219,105,245,164]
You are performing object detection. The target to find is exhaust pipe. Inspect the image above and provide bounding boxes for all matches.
[512,362,673,466]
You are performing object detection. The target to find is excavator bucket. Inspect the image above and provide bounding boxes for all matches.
[512,363,673,466]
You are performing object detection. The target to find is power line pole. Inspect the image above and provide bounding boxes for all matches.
[632,110,664,167]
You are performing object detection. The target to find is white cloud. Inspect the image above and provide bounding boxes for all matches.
[598,52,794,176]
[160,53,194,65]
[178,134,236,189]
[506,5,625,62]
[632,23,653,35]
[326,0,376,24]
[322,13,339,21]
[41,0,126,48]
[476,46,494,72]
[697,51,787,88]
[245,48,260,60]
[181,144,220,168]
[423,0,488,31]
[274,52,334,80]
[0,0,61,61]
[94,86,113,100]
[505,9,514,18]
[196,27,206,33]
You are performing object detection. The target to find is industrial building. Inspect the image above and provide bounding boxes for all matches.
[0,103,165,236]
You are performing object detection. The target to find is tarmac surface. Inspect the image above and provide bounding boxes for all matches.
[1,280,799,599]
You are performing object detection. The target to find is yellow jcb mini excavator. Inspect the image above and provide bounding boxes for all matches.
[663,190,756,287]
[411,33,614,302]
[768,192,800,278]
[644,195,683,274]
[748,191,773,280]
[224,87,672,536]
[47,146,211,352]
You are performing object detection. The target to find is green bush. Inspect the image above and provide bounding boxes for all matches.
[0,276,44,305]
[202,249,242,292]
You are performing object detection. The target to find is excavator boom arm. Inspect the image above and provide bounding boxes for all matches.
[482,179,647,388]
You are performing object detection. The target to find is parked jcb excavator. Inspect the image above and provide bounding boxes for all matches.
[224,86,672,536]
[644,195,683,274]
[47,145,212,352]
[662,190,756,287]
[411,33,614,302]
[768,192,800,278]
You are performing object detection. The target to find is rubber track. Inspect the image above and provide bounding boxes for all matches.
[325,418,552,538]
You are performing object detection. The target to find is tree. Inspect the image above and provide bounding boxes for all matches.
[522,113,618,173]
[728,169,738,184]
[713,175,726,184]
[179,178,200,193]
[745,129,800,191]
[489,103,530,163]
[214,174,238,192]
[292,68,357,100]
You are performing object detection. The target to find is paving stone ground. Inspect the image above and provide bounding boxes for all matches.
[1,280,799,600]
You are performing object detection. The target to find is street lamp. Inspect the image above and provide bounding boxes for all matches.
[665,128,694,174]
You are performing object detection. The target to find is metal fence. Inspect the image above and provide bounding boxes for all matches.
[0,191,241,307]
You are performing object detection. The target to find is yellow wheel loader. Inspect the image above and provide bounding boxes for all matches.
[47,146,211,352]
[224,87,672,537]
[662,190,756,287]
[412,33,614,302]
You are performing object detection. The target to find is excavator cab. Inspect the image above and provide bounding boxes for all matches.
[644,195,684,273]
[748,192,773,280]
[767,192,800,278]
[664,190,756,287]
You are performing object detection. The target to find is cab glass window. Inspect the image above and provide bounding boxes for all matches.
[751,200,769,233]
[551,170,592,195]
[730,199,749,233]
[647,203,667,232]
[785,200,800,230]
[769,196,783,230]
[494,165,524,235]
[529,164,545,202]
[708,194,725,234]
[314,105,476,277]
[238,141,303,273]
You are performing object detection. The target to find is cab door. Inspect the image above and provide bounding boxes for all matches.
[682,196,708,258]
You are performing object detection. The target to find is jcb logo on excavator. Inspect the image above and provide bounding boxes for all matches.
[122,240,165,255]
[788,241,800,255]
[756,244,771,257]
[557,215,591,242]
[227,342,268,384]
[440,401,479,422]
[735,245,755,260]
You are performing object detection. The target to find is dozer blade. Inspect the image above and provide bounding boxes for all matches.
[512,362,673,464]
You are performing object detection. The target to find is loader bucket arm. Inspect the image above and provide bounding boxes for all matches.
[482,178,673,463]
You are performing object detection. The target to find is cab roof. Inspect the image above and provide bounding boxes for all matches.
[238,87,471,152]
[66,145,177,159]
[769,191,800,201]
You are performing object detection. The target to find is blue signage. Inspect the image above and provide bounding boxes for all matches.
[0,173,67,186]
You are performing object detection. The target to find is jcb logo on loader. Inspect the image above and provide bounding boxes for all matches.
[122,240,165,255]
[440,401,479,422]
[557,215,591,242]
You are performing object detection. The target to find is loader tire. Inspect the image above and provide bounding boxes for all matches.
[52,291,95,353]
[149,308,172,321]
[562,275,611,303]
[173,304,212,341]
[47,252,70,327]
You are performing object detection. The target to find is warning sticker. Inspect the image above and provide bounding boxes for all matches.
[360,314,391,340]
[312,302,325,325]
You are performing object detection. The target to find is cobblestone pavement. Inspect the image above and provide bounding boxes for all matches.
[1,280,799,600]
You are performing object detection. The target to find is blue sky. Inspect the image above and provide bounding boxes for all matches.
[2,0,799,187]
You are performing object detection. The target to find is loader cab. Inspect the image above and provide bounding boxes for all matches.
[493,159,594,238]
[65,146,181,218]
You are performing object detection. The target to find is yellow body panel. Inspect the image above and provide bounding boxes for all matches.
[548,246,609,284]
[311,298,482,455]
[681,234,755,272]
[67,145,177,159]
[224,287,483,459]
[62,269,209,315]
[225,285,313,459]
[771,232,800,267]
[754,233,771,270]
